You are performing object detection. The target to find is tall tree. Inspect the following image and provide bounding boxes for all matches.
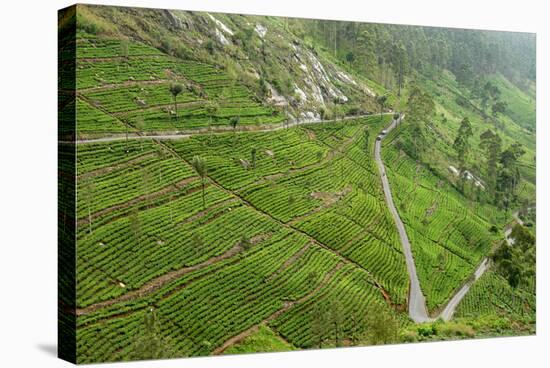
[250,147,257,169]
[169,83,184,119]
[129,207,142,248]
[205,102,219,142]
[376,94,388,121]
[191,156,208,209]
[132,308,174,360]
[364,304,399,345]
[120,39,129,70]
[492,101,507,118]
[480,129,502,203]
[406,85,435,159]
[230,116,240,146]
[497,142,525,208]
[452,117,473,189]
[345,51,355,68]
[491,224,535,288]
[82,177,95,235]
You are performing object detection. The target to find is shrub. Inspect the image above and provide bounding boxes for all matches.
[400,330,418,343]
[417,324,437,337]
[438,323,475,338]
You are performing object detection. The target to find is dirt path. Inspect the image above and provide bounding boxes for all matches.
[77,152,157,180]
[78,78,169,93]
[157,140,392,303]
[76,241,247,316]
[213,262,344,355]
[76,177,198,227]
[73,119,392,321]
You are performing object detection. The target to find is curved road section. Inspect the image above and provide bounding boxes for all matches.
[374,116,430,323]
[375,116,491,323]
[438,258,488,321]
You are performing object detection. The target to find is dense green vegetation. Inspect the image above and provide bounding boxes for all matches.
[224,325,296,354]
[68,33,283,138]
[60,4,536,364]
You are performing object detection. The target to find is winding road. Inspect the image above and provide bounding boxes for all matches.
[60,113,394,145]
[374,116,430,322]
[71,110,493,323]
[375,115,490,322]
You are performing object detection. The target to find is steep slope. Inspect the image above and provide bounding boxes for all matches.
[75,5,380,126]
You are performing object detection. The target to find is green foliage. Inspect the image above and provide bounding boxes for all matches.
[71,7,535,363]
[364,304,400,345]
[375,94,388,119]
[169,83,184,118]
[224,325,295,354]
[417,324,437,337]
[132,308,175,360]
[491,225,535,288]
[191,155,208,208]
[405,84,435,159]
[456,269,535,323]
[453,117,474,191]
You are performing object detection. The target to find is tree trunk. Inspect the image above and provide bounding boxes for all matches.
[202,179,205,209]
[88,207,93,234]
[209,117,213,143]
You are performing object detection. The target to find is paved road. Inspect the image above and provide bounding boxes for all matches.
[72,109,494,323]
[374,116,493,322]
[374,116,430,323]
[60,113,395,145]
[438,258,488,321]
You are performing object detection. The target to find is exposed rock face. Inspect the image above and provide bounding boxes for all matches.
[294,84,307,103]
[207,13,234,35]
[214,28,230,46]
[111,9,379,118]
[255,23,267,38]
[164,10,187,30]
[266,82,288,106]
[299,111,321,122]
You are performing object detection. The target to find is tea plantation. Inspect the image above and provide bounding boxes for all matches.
[58,8,536,363]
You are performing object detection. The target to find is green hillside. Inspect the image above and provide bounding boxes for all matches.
[58,4,536,364]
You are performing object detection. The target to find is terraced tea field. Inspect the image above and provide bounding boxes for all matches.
[381,126,501,311]
[65,33,284,139]
[58,13,536,363]
[70,110,447,360]
[67,98,533,362]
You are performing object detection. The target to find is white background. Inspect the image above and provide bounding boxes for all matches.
[0,0,547,367]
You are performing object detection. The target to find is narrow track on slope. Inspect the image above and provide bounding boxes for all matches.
[374,116,430,322]
[375,115,490,322]
[60,113,394,144]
